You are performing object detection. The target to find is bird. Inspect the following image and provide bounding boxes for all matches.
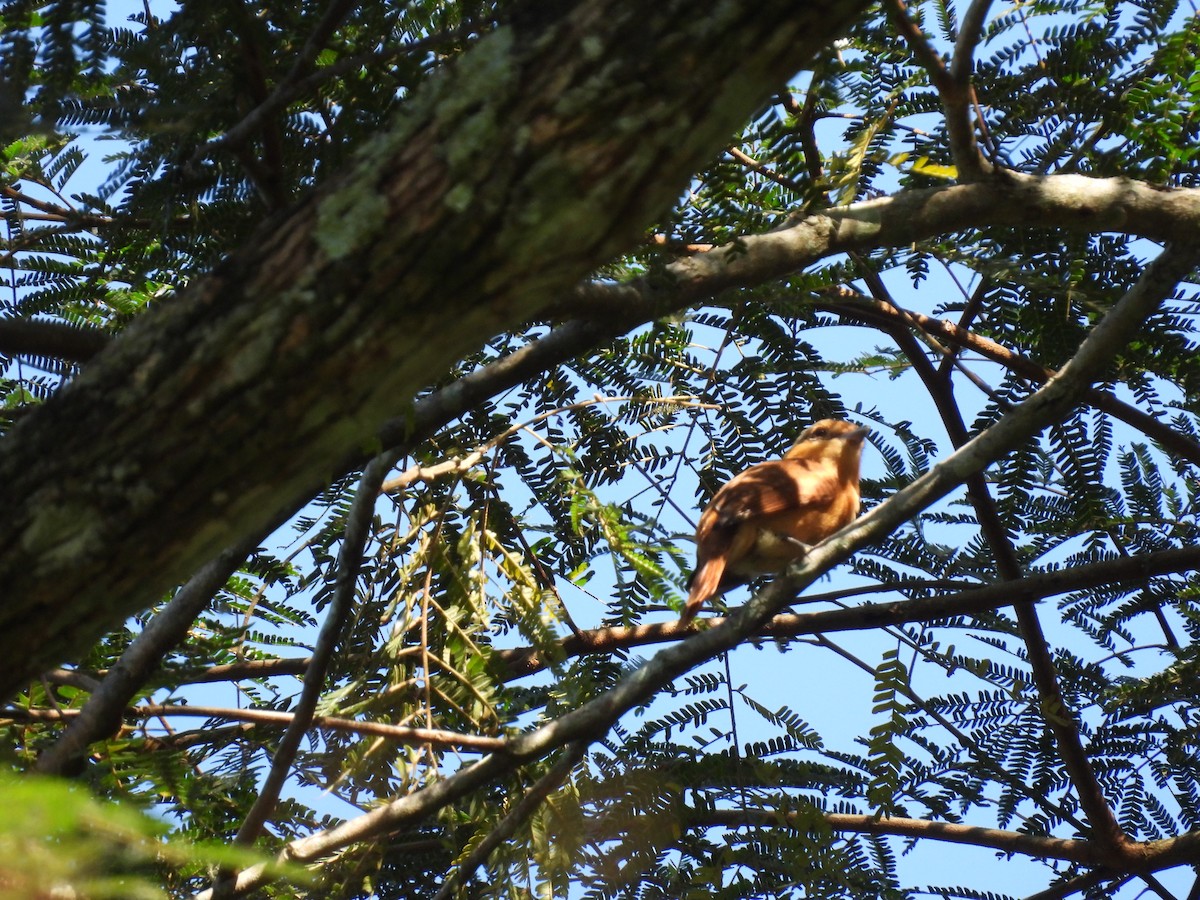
[681,418,869,625]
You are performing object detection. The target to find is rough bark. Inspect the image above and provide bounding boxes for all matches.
[0,0,873,696]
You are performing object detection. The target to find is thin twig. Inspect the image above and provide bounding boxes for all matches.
[939,275,991,376]
[11,703,505,751]
[728,146,806,193]
[1140,872,1183,900]
[380,394,712,494]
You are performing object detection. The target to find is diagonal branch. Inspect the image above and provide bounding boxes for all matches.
[844,262,1129,854]
[431,741,588,900]
[1024,871,1119,900]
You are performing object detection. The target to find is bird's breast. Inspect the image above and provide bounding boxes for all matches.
[762,483,860,545]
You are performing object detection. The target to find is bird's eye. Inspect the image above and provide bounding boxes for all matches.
[810,427,828,438]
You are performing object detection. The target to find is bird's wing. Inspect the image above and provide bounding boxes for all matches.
[704,459,838,529]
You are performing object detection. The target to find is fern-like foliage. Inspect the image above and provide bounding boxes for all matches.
[4,1,1200,898]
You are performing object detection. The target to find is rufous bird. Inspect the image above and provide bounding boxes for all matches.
[682,418,869,624]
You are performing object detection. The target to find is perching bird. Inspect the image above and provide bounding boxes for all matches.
[682,418,869,624]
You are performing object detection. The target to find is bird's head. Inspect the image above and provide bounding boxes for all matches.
[782,418,870,463]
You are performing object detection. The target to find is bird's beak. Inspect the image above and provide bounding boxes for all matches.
[846,425,871,442]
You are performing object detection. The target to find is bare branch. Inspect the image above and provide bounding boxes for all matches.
[566,174,1200,323]
[80,539,1196,697]
[495,544,1200,679]
[698,809,1200,886]
[951,0,995,85]
[48,657,312,689]
[9,704,505,752]
[171,657,311,683]
[884,0,990,179]
[696,808,1101,865]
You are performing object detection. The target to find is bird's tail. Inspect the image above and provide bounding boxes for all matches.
[681,557,725,626]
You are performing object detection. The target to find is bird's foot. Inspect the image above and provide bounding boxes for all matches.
[780,535,814,555]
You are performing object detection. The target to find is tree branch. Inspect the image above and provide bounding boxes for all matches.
[8,704,506,752]
[816,292,1200,468]
[0,318,110,364]
[431,741,588,900]
[566,174,1200,324]
[842,267,1129,853]
[695,808,1101,865]
[952,0,994,85]
[1024,871,1119,900]
[495,538,1200,680]
[884,0,990,179]
[696,808,1200,882]
[166,657,312,684]
[68,540,1195,698]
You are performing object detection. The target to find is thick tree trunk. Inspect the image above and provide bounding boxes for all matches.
[0,1,872,696]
